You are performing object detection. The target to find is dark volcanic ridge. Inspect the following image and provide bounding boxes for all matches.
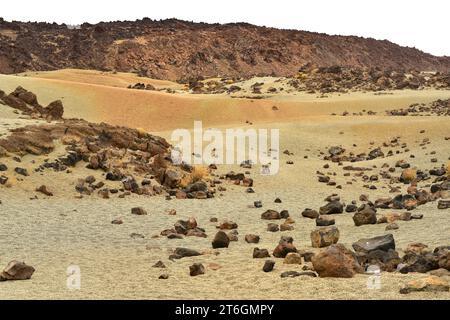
[1,17,450,80]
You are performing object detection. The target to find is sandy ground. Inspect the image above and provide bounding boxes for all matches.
[0,70,449,299]
[0,106,45,138]
[1,71,450,132]
[17,69,181,90]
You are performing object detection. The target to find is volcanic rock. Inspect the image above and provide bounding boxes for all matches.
[189,263,205,276]
[263,260,275,272]
[212,231,230,249]
[310,226,340,248]
[302,208,319,219]
[0,261,35,281]
[253,248,270,258]
[131,207,148,215]
[312,244,363,278]
[319,201,344,215]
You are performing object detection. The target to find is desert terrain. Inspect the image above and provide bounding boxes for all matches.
[0,68,449,299]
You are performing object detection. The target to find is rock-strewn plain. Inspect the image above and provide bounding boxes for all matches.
[0,68,449,299]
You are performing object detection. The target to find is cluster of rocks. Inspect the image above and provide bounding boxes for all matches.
[169,180,216,199]
[184,77,243,94]
[127,82,156,90]
[351,235,450,294]
[177,67,450,97]
[308,233,450,289]
[0,86,64,121]
[306,173,448,227]
[289,66,450,94]
[249,231,448,292]
[260,209,295,232]
[323,144,390,163]
[161,217,207,239]
[316,135,449,206]
[0,88,220,199]
[331,109,378,116]
[386,98,450,117]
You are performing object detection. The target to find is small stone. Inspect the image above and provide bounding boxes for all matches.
[267,223,279,232]
[284,252,302,265]
[111,218,123,225]
[280,210,290,219]
[130,233,145,239]
[273,237,297,258]
[302,208,319,219]
[245,234,260,244]
[131,207,147,215]
[172,248,202,259]
[0,261,35,281]
[385,223,399,230]
[280,223,294,231]
[152,261,166,268]
[254,201,263,208]
[316,215,335,226]
[319,201,344,215]
[98,188,109,199]
[85,175,96,184]
[218,220,238,229]
[14,167,29,176]
[438,200,450,209]
[253,248,270,258]
[263,260,275,272]
[261,209,281,220]
[212,231,230,249]
[189,263,205,276]
[353,205,377,226]
[35,185,53,196]
[310,226,340,248]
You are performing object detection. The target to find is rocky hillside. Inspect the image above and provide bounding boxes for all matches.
[1,18,450,80]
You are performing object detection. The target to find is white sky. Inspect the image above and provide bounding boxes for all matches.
[2,0,449,56]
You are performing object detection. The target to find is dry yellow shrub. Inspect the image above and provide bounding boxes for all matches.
[191,166,209,182]
[401,168,417,183]
[178,166,209,188]
[178,174,191,189]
